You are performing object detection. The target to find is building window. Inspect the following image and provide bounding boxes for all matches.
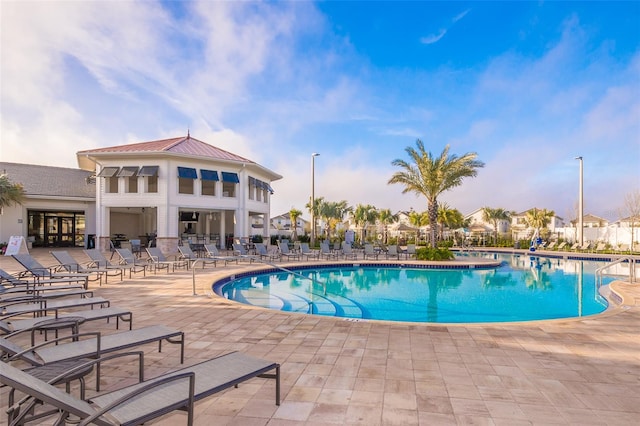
[200,169,218,196]
[178,167,197,195]
[118,167,139,193]
[97,167,120,194]
[139,166,159,193]
[248,177,256,200]
[106,177,118,193]
[221,172,239,198]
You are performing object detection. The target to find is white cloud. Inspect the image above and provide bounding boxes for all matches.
[420,29,447,45]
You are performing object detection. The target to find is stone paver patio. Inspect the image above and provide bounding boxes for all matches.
[1,248,639,425]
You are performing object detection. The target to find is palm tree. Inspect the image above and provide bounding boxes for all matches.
[351,204,378,243]
[482,207,512,245]
[389,141,484,247]
[377,208,398,244]
[438,204,465,241]
[289,208,302,241]
[319,200,352,240]
[305,196,325,242]
[0,174,25,214]
[525,208,555,240]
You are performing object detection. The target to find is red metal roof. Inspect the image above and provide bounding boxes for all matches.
[77,135,254,164]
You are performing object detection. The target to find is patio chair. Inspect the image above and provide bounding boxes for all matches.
[544,241,556,251]
[556,242,567,251]
[232,243,259,263]
[50,250,123,285]
[1,350,279,426]
[84,248,133,278]
[0,268,87,293]
[363,244,379,260]
[320,242,337,260]
[11,254,90,289]
[1,285,92,303]
[0,324,185,365]
[114,248,149,276]
[341,242,358,260]
[405,244,417,259]
[0,306,133,334]
[255,243,280,261]
[204,244,240,265]
[1,295,110,316]
[146,247,189,272]
[178,245,218,268]
[300,243,320,260]
[278,242,300,261]
[386,245,401,260]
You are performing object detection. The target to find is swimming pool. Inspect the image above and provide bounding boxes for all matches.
[213,253,613,323]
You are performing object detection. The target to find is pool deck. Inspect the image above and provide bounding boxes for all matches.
[1,248,639,425]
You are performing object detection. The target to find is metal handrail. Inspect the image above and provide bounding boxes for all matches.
[595,256,636,289]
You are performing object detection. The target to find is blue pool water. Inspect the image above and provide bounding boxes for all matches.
[214,253,613,323]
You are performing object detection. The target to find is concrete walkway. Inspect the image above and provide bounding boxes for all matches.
[1,248,639,425]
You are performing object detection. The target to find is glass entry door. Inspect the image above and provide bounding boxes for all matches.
[45,216,76,247]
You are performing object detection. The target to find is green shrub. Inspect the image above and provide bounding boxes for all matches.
[415,247,455,261]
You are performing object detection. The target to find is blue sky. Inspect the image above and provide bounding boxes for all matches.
[1,1,639,221]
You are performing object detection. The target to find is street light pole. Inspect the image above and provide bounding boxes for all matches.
[575,156,583,246]
[311,153,320,248]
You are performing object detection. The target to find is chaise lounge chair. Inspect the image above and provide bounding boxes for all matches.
[1,292,109,314]
[300,243,320,260]
[0,268,87,293]
[341,242,359,260]
[386,245,401,260]
[146,247,189,273]
[320,242,337,260]
[205,244,240,265]
[50,250,124,285]
[1,306,133,335]
[11,254,90,289]
[254,243,280,261]
[1,324,185,365]
[278,242,300,261]
[232,243,260,263]
[1,350,280,426]
[178,245,219,268]
[114,248,149,276]
[363,244,379,260]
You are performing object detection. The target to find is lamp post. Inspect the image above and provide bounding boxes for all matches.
[311,153,320,247]
[575,156,583,246]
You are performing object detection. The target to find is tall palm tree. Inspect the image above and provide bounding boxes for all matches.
[482,207,512,245]
[0,174,25,214]
[377,208,398,243]
[289,208,302,241]
[351,204,378,243]
[389,141,484,247]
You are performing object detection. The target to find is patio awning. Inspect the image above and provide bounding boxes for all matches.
[138,166,159,177]
[200,169,219,181]
[221,172,240,183]
[97,167,119,177]
[117,166,139,177]
[177,167,197,179]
